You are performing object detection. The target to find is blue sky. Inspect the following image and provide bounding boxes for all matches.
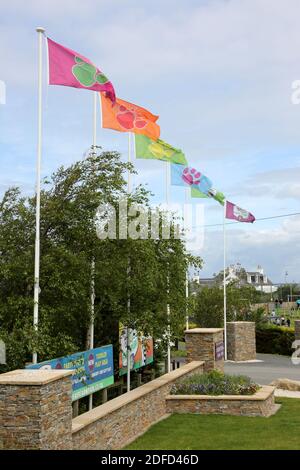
[1,0,300,282]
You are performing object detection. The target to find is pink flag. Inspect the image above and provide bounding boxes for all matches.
[226,201,255,223]
[47,38,115,102]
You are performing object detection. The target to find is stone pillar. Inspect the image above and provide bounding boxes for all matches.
[226,321,256,361]
[295,320,300,341]
[0,369,73,450]
[185,328,224,373]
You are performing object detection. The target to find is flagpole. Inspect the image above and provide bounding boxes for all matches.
[127,132,132,392]
[33,27,45,364]
[184,187,189,330]
[88,92,97,411]
[127,132,132,192]
[223,199,227,361]
[166,161,171,373]
[185,271,189,331]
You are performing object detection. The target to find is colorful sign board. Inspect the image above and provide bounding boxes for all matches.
[215,341,224,361]
[119,325,154,376]
[26,345,114,401]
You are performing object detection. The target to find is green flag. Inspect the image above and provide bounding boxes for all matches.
[208,188,225,206]
[135,134,187,165]
[191,186,225,205]
[209,189,225,206]
[191,187,208,198]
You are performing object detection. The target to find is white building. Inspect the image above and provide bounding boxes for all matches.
[246,265,277,294]
[193,264,277,294]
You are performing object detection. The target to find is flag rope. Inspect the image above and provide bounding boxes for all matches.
[192,211,300,229]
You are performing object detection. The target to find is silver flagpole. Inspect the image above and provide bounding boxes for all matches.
[127,132,132,392]
[88,92,97,410]
[185,271,189,331]
[166,161,171,373]
[33,27,45,364]
[185,187,189,331]
[223,199,227,361]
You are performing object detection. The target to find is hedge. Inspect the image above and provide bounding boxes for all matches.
[256,326,295,356]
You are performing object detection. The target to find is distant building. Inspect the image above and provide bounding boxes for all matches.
[246,265,277,294]
[193,264,277,294]
[192,276,215,287]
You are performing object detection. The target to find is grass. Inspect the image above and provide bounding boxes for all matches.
[126,398,300,450]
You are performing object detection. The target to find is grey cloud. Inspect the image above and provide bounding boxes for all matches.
[196,215,300,282]
[231,167,300,199]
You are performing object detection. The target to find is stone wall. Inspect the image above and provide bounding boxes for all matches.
[185,328,224,372]
[226,322,256,361]
[72,361,203,450]
[295,320,300,341]
[166,386,275,417]
[0,369,73,450]
[1,326,232,450]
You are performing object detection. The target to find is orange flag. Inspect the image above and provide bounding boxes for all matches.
[100,94,160,140]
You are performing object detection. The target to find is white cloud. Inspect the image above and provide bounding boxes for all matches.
[198,215,300,281]
[2,0,300,280]
[231,167,300,199]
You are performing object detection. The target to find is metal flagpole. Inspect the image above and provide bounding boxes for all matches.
[127,132,132,392]
[223,199,227,361]
[185,271,189,331]
[127,132,132,193]
[166,161,171,373]
[88,92,97,411]
[33,27,45,364]
[185,187,189,331]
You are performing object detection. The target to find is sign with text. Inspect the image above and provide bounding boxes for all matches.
[215,341,224,361]
[26,345,114,401]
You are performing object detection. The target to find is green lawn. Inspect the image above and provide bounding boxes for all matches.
[126,399,300,450]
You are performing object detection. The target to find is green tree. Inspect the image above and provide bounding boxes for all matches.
[193,282,260,328]
[213,265,247,287]
[276,284,300,302]
[0,149,202,371]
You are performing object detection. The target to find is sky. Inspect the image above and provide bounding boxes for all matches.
[1,0,300,282]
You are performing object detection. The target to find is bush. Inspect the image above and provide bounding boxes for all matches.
[256,325,294,356]
[170,370,259,396]
[193,284,262,328]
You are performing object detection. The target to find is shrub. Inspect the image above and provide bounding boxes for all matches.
[170,370,259,396]
[193,284,262,328]
[256,325,294,356]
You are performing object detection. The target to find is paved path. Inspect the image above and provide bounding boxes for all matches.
[224,353,300,385]
[275,389,300,398]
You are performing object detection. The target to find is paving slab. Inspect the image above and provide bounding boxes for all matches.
[275,389,300,398]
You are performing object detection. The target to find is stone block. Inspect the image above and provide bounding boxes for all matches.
[0,369,73,450]
[185,328,224,372]
[226,322,256,361]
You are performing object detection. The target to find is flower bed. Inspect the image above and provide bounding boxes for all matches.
[167,371,276,417]
[171,370,259,396]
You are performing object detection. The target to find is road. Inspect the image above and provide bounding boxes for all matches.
[224,353,300,384]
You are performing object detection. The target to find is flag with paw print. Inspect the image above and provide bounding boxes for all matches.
[171,163,212,195]
[47,38,115,102]
[100,94,160,140]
